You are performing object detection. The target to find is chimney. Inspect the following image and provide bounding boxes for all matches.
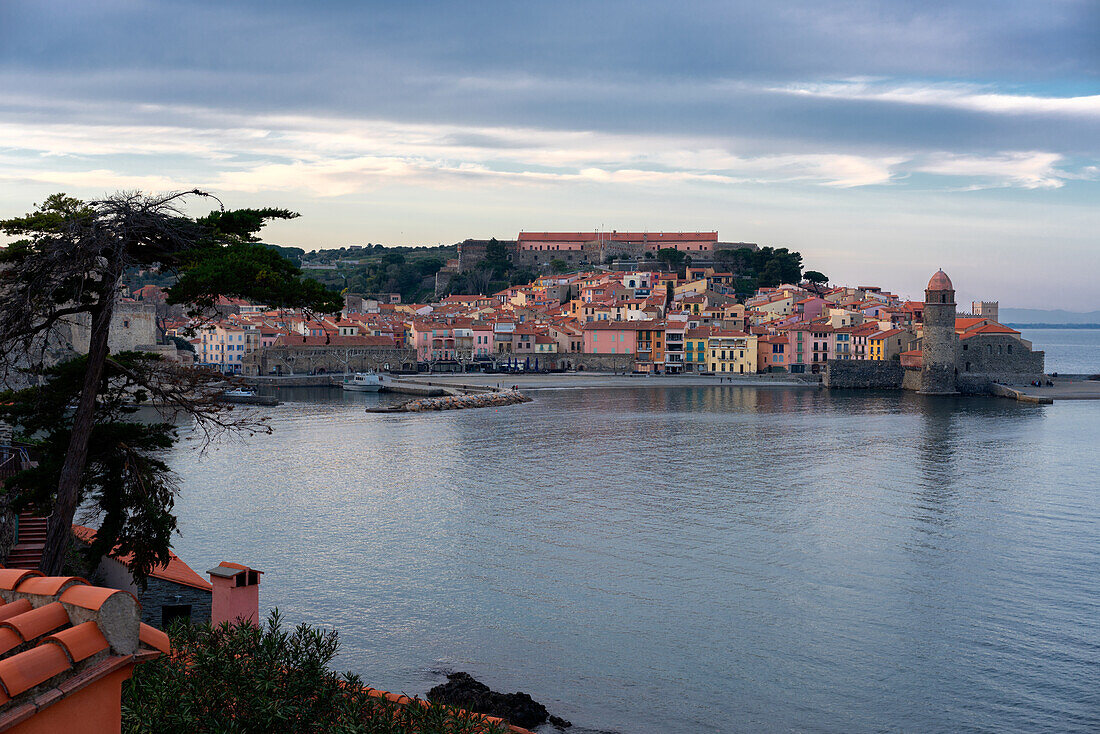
[207,562,262,626]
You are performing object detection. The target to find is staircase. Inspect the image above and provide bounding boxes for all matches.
[7,513,47,570]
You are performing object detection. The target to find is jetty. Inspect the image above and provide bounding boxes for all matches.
[366,388,531,413]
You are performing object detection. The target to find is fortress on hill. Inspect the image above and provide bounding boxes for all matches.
[826,269,1046,394]
[454,231,758,272]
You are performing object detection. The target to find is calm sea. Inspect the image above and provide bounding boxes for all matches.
[1018,328,1100,375]
[167,386,1100,733]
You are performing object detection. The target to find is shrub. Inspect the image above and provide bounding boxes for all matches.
[123,610,507,734]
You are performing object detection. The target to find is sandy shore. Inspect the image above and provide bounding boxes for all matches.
[407,372,817,390]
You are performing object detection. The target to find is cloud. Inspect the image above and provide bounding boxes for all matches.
[0,101,1087,198]
[912,152,1068,189]
[774,81,1100,118]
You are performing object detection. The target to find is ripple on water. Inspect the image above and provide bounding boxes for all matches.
[167,386,1100,734]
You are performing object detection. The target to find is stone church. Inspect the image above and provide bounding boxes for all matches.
[909,269,1045,394]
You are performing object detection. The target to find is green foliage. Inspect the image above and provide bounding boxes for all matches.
[0,191,334,577]
[549,259,568,274]
[196,208,299,242]
[170,336,196,353]
[804,270,828,285]
[261,243,307,264]
[0,353,181,585]
[656,248,686,268]
[123,611,507,734]
[715,246,805,294]
[482,238,511,279]
[171,242,342,314]
[297,246,457,303]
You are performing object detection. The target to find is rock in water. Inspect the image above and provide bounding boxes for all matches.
[428,672,570,729]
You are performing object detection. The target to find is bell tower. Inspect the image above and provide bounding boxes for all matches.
[919,269,958,394]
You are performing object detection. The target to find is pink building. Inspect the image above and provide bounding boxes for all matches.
[409,322,455,361]
[794,297,827,321]
[471,323,494,358]
[757,333,790,372]
[582,322,642,354]
[784,323,837,373]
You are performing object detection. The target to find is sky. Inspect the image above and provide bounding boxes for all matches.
[1,1,1098,309]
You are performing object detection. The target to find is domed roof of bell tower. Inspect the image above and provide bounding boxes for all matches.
[927,269,953,291]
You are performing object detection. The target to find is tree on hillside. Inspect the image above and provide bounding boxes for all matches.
[715,246,803,291]
[0,191,342,576]
[656,247,686,270]
[466,268,493,295]
[482,238,510,279]
[804,270,828,285]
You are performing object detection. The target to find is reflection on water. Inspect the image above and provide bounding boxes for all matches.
[166,386,1099,734]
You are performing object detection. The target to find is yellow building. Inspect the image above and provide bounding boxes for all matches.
[684,327,710,372]
[706,330,758,374]
[868,328,910,361]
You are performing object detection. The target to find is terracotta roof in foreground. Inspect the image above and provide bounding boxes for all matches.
[0,567,165,726]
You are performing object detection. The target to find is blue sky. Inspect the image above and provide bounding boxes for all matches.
[1,1,1098,308]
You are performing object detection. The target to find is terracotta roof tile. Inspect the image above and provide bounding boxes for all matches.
[0,571,40,592]
[0,629,21,657]
[58,585,136,612]
[0,642,70,697]
[14,577,87,598]
[138,624,170,656]
[0,601,33,624]
[0,569,165,723]
[43,622,109,663]
[71,525,212,592]
[1,603,69,643]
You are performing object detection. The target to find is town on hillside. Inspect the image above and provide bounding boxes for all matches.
[109,231,1042,384]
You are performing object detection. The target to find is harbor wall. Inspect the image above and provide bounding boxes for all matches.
[823,360,904,389]
[242,345,416,376]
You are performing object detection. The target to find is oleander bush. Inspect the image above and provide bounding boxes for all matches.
[123,610,507,734]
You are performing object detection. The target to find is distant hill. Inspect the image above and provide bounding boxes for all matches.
[1000,308,1100,326]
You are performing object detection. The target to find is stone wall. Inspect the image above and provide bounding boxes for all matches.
[956,373,993,395]
[511,246,592,269]
[920,297,958,394]
[91,553,212,628]
[901,366,922,391]
[70,301,159,354]
[546,352,635,373]
[824,359,904,389]
[138,576,212,628]
[242,345,417,376]
[957,334,1044,378]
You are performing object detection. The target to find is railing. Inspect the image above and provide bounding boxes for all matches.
[0,446,32,480]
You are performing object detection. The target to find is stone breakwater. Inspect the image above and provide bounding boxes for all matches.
[393,390,531,413]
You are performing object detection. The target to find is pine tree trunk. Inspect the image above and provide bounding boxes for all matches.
[39,302,113,576]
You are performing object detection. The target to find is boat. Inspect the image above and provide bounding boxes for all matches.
[342,372,384,392]
[218,387,279,406]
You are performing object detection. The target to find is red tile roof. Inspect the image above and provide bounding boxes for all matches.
[71,525,212,592]
[518,231,717,243]
[273,334,397,348]
[0,567,163,724]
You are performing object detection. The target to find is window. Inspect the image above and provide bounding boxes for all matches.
[162,603,192,627]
